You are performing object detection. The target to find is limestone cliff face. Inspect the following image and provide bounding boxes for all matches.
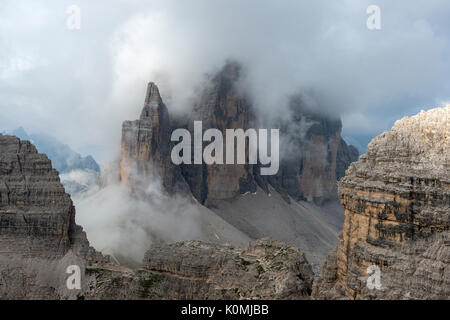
[120,83,187,196]
[179,62,257,206]
[84,238,314,300]
[336,138,359,181]
[268,99,356,204]
[313,106,450,300]
[120,62,358,206]
[0,134,107,299]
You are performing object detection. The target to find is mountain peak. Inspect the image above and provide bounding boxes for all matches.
[144,82,162,106]
[140,82,165,120]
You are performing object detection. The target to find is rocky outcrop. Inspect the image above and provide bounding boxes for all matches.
[120,82,188,196]
[120,62,358,206]
[0,134,107,299]
[313,106,450,299]
[84,238,314,300]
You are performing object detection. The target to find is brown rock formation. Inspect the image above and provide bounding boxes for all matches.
[179,62,257,206]
[120,82,187,196]
[313,106,450,299]
[84,238,314,300]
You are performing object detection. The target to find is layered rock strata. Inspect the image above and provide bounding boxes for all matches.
[313,106,450,299]
[0,134,107,299]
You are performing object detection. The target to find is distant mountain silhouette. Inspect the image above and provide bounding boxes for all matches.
[7,127,100,174]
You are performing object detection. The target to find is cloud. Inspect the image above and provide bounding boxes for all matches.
[0,0,449,159]
[74,161,206,266]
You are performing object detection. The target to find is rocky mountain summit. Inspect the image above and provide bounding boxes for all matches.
[313,105,450,299]
[120,62,359,206]
[117,62,358,271]
[8,127,100,174]
[0,134,107,299]
[120,82,188,197]
[6,127,101,200]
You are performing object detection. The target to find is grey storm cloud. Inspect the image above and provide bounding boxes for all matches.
[1,0,449,159]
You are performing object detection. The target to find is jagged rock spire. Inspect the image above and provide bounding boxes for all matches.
[144,82,162,105]
[141,82,164,119]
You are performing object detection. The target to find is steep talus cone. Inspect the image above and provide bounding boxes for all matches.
[313,106,450,299]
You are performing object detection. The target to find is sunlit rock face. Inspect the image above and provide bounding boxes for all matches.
[120,82,188,197]
[313,106,450,300]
